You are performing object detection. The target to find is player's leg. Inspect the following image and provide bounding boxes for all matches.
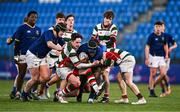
[21,51,41,101]
[123,72,146,104]
[149,67,158,97]
[114,72,129,104]
[10,55,27,99]
[163,59,171,95]
[57,73,80,103]
[37,64,50,100]
[154,57,167,87]
[76,75,87,102]
[87,67,103,103]
[159,80,166,97]
[148,55,158,97]
[99,67,110,103]
[16,63,27,92]
[22,67,40,101]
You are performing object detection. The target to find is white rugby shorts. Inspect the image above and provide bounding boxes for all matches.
[26,50,47,69]
[148,54,166,68]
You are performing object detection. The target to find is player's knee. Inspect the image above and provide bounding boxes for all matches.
[73,80,81,88]
[17,73,26,79]
[125,80,133,86]
[76,80,81,87]
[106,80,110,85]
[39,75,50,83]
[32,76,39,82]
[116,75,121,82]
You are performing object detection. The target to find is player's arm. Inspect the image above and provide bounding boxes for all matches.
[47,41,64,51]
[145,45,150,66]
[107,26,118,47]
[70,50,99,69]
[169,42,177,53]
[6,37,14,45]
[6,26,22,45]
[169,36,177,53]
[145,34,152,66]
[91,26,98,40]
[45,31,64,51]
[164,43,169,59]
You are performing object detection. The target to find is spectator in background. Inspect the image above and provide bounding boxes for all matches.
[6,10,41,100]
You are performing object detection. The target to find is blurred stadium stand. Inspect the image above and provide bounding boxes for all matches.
[0,0,179,63]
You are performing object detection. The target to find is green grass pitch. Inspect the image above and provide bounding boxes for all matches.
[0,80,180,112]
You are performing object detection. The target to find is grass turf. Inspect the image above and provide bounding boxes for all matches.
[0,80,180,112]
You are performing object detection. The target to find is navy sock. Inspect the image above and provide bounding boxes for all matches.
[161,88,165,93]
[150,89,155,95]
[12,86,16,93]
[88,91,96,99]
[165,82,170,88]
[22,90,29,97]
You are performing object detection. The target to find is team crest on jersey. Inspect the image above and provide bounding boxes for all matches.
[36,30,39,35]
[113,31,117,35]
[105,31,110,35]
[64,32,67,36]
[162,37,164,41]
[27,30,31,33]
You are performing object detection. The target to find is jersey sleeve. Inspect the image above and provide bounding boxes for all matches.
[58,38,65,46]
[110,25,118,38]
[69,49,80,66]
[146,34,153,46]
[91,25,98,39]
[168,34,176,45]
[44,31,53,42]
[11,25,24,42]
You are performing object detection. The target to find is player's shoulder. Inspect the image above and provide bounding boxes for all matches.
[78,43,88,51]
[73,29,78,33]
[42,29,53,37]
[163,32,173,38]
[148,32,155,37]
[95,23,102,28]
[111,24,117,28]
[35,25,41,31]
[66,42,76,53]
[18,24,27,29]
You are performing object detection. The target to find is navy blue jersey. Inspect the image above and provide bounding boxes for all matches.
[12,23,41,55]
[77,43,106,62]
[146,33,167,57]
[163,33,176,48]
[29,30,65,58]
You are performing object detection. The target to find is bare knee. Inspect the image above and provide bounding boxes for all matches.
[31,76,39,83]
[125,80,133,87]
[73,80,81,88]
[39,75,50,83]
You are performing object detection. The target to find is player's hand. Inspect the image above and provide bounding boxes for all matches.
[6,37,12,45]
[168,48,172,53]
[165,55,169,60]
[145,58,149,66]
[100,59,104,65]
[56,44,64,51]
[55,50,61,56]
[99,41,106,46]
[92,60,100,66]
